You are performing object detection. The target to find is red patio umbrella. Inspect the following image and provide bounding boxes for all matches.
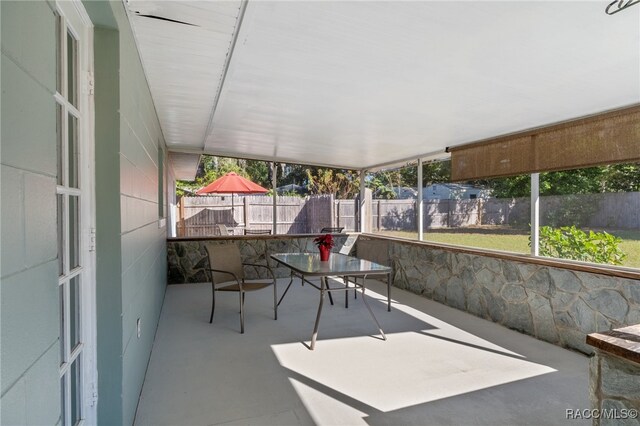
[196,172,268,222]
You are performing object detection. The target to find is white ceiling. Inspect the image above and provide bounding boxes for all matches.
[126,1,640,171]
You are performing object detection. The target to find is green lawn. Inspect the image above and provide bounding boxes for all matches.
[378,227,640,269]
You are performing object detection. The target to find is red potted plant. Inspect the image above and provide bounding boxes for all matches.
[314,234,334,261]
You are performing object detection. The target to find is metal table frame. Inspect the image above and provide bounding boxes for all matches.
[271,253,392,350]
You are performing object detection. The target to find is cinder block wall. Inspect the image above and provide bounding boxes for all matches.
[1,2,61,424]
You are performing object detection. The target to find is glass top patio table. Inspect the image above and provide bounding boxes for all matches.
[271,253,390,350]
[270,253,391,276]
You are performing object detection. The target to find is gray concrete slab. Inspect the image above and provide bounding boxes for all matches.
[134,278,589,426]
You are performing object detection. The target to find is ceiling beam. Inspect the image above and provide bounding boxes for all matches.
[200,0,249,147]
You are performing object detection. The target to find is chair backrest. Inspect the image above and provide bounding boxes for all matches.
[338,234,358,255]
[216,224,229,235]
[244,229,272,235]
[356,238,389,266]
[320,227,344,233]
[205,243,245,284]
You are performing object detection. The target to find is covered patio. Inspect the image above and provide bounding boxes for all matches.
[135,278,588,425]
[135,1,639,422]
[2,1,638,425]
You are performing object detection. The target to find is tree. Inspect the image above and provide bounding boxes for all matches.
[367,170,404,199]
[488,166,625,199]
[306,168,360,198]
[600,163,640,192]
[176,156,248,197]
[178,155,640,200]
[243,159,270,187]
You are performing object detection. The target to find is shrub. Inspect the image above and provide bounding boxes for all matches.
[535,226,627,265]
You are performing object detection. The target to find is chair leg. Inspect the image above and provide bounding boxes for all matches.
[209,286,216,323]
[344,277,349,309]
[273,281,278,320]
[239,291,245,334]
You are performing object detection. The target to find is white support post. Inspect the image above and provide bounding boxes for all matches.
[417,158,424,241]
[272,162,277,234]
[359,170,367,232]
[531,173,540,256]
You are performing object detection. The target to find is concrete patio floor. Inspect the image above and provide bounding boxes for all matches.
[134,277,589,426]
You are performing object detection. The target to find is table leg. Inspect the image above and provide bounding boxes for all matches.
[387,272,392,312]
[344,277,349,309]
[310,276,326,350]
[277,275,295,306]
[361,284,386,341]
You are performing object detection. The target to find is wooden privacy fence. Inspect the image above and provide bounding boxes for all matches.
[177,195,345,237]
[176,192,640,236]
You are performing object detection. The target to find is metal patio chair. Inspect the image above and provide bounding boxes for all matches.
[320,227,344,233]
[204,243,277,333]
[244,229,272,235]
[216,224,231,235]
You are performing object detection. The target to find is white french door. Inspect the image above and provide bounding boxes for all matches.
[55,1,96,425]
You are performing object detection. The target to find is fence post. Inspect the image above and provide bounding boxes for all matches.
[417,158,423,240]
[271,162,277,234]
[364,188,372,233]
[377,200,381,231]
[531,173,540,256]
[244,197,250,230]
[330,194,336,229]
[178,197,185,237]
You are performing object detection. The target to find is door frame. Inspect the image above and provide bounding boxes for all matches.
[55,0,97,424]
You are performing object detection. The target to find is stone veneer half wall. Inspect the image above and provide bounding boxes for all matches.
[167,234,640,355]
[587,325,640,425]
[378,236,640,355]
[167,234,356,284]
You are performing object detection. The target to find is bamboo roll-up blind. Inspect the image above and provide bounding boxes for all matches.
[449,105,640,181]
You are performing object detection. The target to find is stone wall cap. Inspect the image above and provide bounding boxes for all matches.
[168,232,358,242]
[587,324,640,365]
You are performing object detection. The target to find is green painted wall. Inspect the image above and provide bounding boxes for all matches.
[1,1,61,424]
[1,0,168,424]
[88,1,168,424]
[94,24,124,426]
[111,2,168,424]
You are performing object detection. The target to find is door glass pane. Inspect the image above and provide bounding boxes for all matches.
[57,105,64,186]
[60,376,67,425]
[56,14,62,94]
[58,195,64,275]
[59,284,66,365]
[70,359,81,425]
[67,31,77,107]
[68,114,78,188]
[69,196,79,269]
[70,276,81,351]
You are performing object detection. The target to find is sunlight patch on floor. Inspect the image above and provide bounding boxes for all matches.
[289,378,369,425]
[273,327,555,413]
[360,287,525,358]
